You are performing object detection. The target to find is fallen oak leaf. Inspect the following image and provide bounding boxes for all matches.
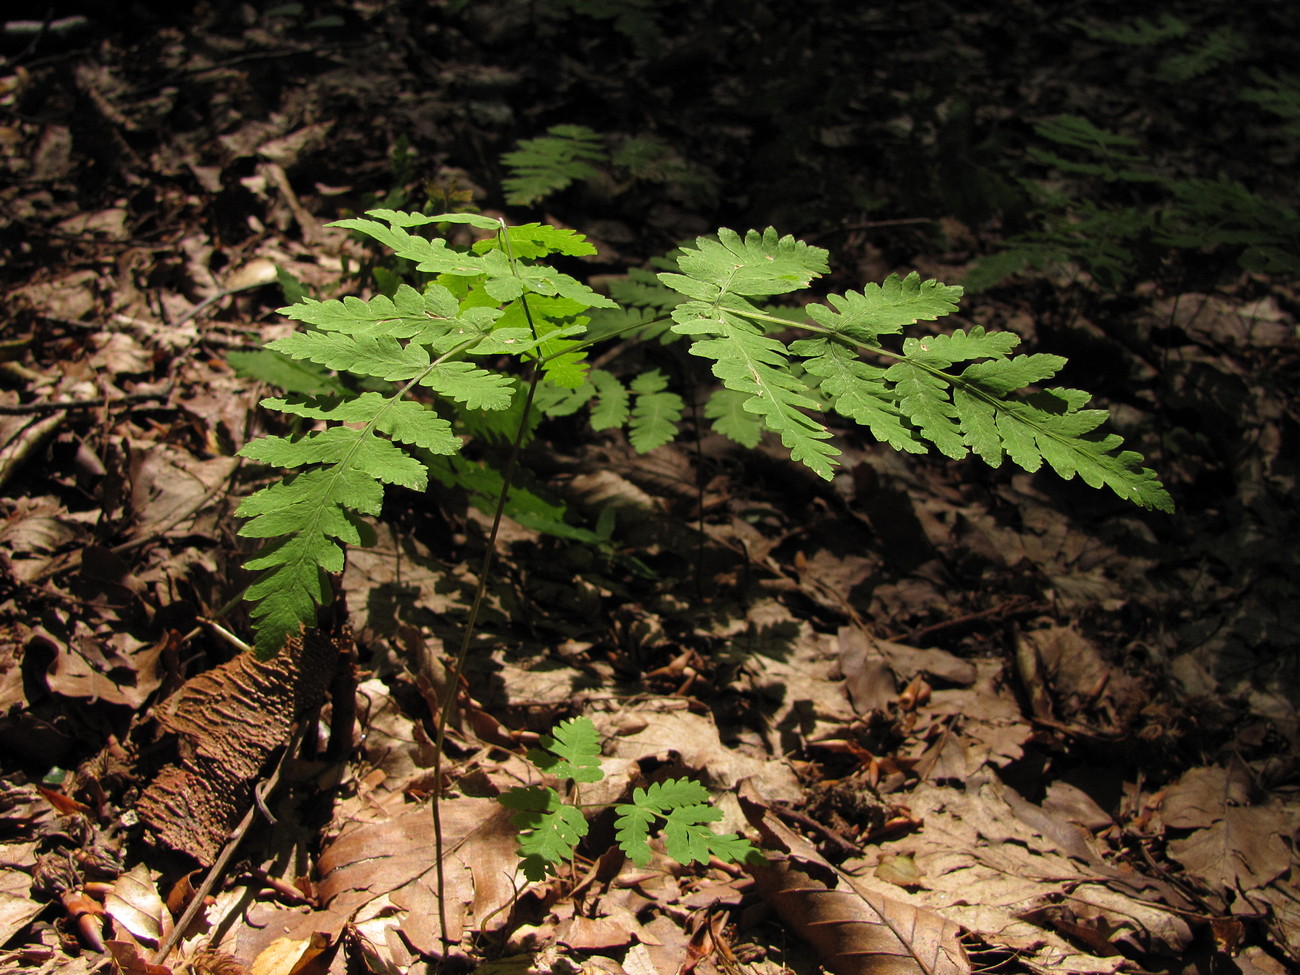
[739,785,970,975]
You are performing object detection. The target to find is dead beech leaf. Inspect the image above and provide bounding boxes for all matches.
[104,864,171,947]
[0,840,42,946]
[876,853,923,890]
[740,789,970,975]
[104,940,172,975]
[554,915,636,951]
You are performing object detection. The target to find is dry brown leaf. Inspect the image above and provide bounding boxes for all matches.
[104,864,171,948]
[741,789,970,975]
[1161,764,1254,830]
[839,637,896,713]
[0,840,42,947]
[126,444,238,544]
[315,798,520,957]
[1160,763,1296,894]
[104,940,172,975]
[1166,807,1293,892]
[554,915,636,951]
[1017,627,1144,729]
[839,628,977,698]
[835,779,1190,972]
[248,932,329,975]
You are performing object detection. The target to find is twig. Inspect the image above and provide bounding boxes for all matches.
[0,386,174,415]
[151,723,304,966]
[887,596,1041,644]
[770,802,862,860]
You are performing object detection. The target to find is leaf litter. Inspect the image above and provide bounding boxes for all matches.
[0,3,1298,974]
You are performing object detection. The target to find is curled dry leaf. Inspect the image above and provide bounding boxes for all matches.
[739,787,970,975]
[136,628,342,864]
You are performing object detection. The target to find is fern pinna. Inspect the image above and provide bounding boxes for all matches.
[236,211,1172,656]
[499,716,756,879]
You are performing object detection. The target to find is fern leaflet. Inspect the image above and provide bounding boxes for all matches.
[527,716,605,784]
[629,370,684,452]
[502,717,757,878]
[498,785,589,882]
[660,228,838,478]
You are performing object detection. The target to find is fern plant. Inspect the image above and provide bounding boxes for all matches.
[499,716,755,880]
[235,209,1172,657]
[501,124,715,207]
[967,113,1300,291]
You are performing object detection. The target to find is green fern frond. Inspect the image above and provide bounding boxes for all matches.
[614,779,751,867]
[607,273,683,314]
[227,349,347,397]
[237,214,1172,656]
[333,210,617,310]
[792,339,923,454]
[1156,26,1246,83]
[262,394,460,454]
[805,273,962,345]
[629,370,684,452]
[1072,13,1188,46]
[503,717,755,877]
[659,228,838,478]
[660,226,828,301]
[236,212,624,655]
[1240,69,1300,131]
[498,785,588,882]
[237,413,408,655]
[279,282,470,338]
[614,780,709,867]
[527,715,605,783]
[588,369,630,430]
[473,222,600,259]
[704,387,763,447]
[662,804,751,866]
[501,125,607,205]
[427,455,601,544]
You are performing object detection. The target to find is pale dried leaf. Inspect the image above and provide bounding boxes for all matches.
[105,864,170,947]
[837,780,1187,971]
[0,841,41,946]
[249,933,329,975]
[742,791,970,975]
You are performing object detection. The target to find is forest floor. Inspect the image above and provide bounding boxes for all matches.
[1,3,1298,974]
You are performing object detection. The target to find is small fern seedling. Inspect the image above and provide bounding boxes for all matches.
[499,717,756,880]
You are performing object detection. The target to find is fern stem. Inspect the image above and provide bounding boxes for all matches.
[430,227,544,949]
[536,313,674,367]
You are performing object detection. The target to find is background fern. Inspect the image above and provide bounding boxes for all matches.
[501,125,717,208]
